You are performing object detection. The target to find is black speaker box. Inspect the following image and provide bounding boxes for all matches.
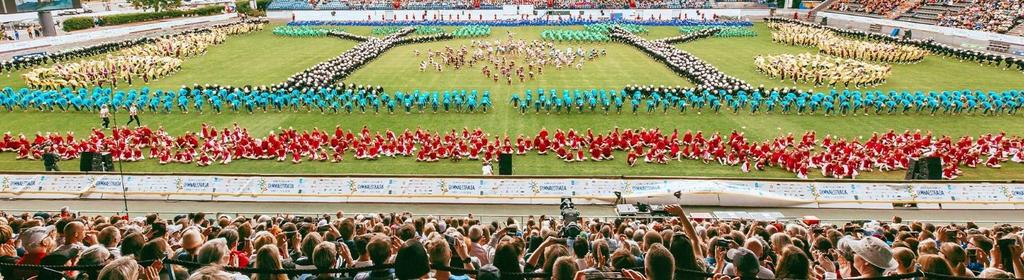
[79,152,95,172]
[498,153,512,175]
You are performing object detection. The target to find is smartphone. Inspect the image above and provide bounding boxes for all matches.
[717,239,732,248]
[967,248,978,263]
[998,238,1016,273]
[813,228,824,235]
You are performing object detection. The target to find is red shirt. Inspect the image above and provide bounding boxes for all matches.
[231,250,250,268]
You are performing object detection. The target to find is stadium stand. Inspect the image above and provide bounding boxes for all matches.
[933,0,1024,33]
[0,205,1022,280]
[898,1,964,25]
[827,0,922,18]
[826,0,1024,34]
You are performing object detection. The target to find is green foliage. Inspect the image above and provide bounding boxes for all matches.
[99,6,224,26]
[235,0,271,16]
[128,0,181,13]
[61,17,95,32]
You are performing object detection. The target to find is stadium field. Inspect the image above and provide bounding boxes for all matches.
[1,22,1022,179]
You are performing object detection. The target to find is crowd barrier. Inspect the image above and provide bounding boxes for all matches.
[0,257,1019,280]
[2,172,1024,209]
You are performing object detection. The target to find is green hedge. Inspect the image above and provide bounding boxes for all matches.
[62,17,95,32]
[63,6,225,32]
[99,5,224,26]
[236,0,270,16]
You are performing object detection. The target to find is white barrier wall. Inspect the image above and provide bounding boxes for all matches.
[3,173,1024,209]
[267,8,772,22]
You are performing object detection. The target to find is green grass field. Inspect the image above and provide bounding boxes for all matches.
[1,22,1022,180]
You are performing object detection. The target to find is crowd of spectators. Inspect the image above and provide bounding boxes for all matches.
[827,0,916,17]
[2,205,1024,280]
[0,25,43,41]
[936,0,1024,33]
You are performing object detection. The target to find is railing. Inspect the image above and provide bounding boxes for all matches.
[4,208,1024,225]
[1,257,1021,280]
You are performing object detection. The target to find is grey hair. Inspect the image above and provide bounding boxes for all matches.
[196,238,230,265]
[78,245,111,266]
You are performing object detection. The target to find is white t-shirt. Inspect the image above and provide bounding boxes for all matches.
[482,164,493,175]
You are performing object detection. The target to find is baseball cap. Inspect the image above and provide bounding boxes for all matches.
[848,236,898,270]
[727,247,761,276]
[18,226,55,250]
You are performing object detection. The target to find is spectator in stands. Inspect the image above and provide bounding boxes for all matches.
[774,245,811,279]
[6,204,1024,280]
[253,244,288,280]
[15,226,56,279]
[891,247,918,276]
[76,245,112,280]
[176,229,205,264]
[96,256,141,280]
[0,224,18,279]
[98,226,122,258]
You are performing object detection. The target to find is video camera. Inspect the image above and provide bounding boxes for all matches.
[559,197,581,239]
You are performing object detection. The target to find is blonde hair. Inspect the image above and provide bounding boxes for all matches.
[187,266,234,280]
[251,231,277,253]
[97,256,141,280]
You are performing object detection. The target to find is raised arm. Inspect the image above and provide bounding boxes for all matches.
[665,204,705,259]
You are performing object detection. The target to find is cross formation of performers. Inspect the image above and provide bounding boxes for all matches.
[3,124,1022,180]
[611,26,753,93]
[679,26,756,37]
[656,27,720,44]
[768,22,927,64]
[286,27,455,89]
[416,37,606,84]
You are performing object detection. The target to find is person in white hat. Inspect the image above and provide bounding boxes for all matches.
[846,236,898,278]
[724,247,774,279]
